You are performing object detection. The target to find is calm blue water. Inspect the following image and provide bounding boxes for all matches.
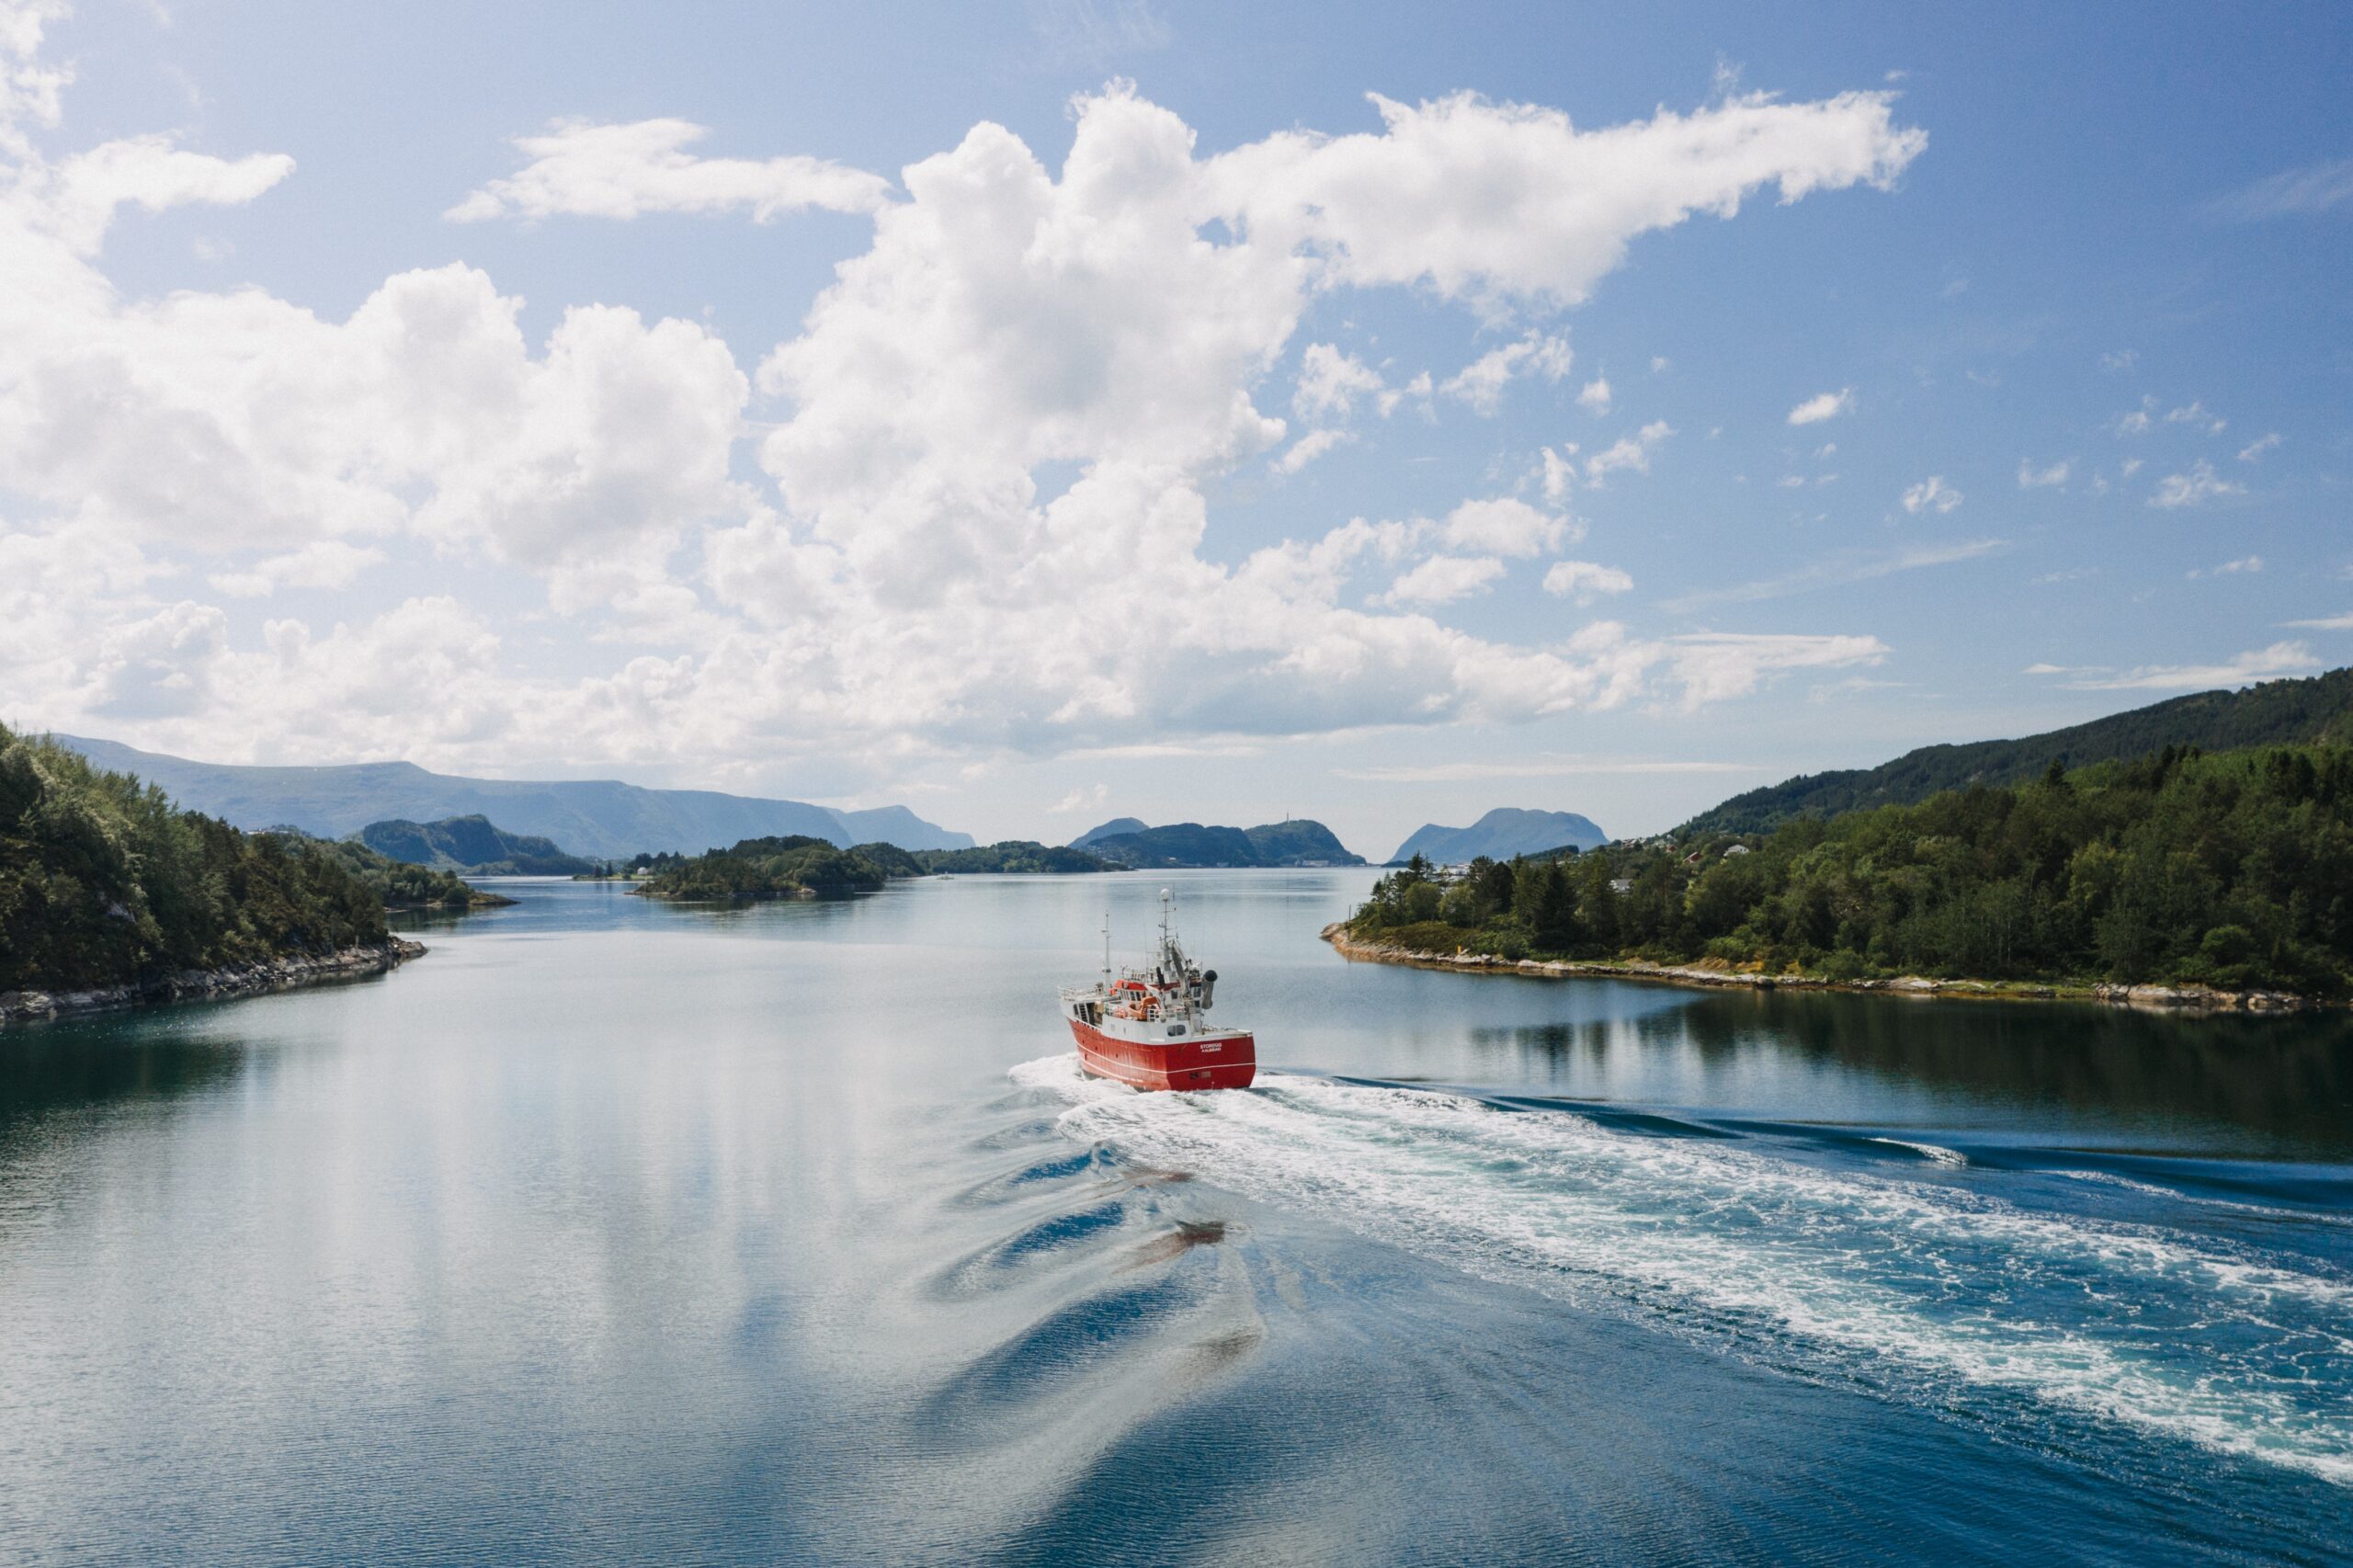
[1,870,2347,1565]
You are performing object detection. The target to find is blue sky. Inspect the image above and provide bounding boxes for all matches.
[2,1,2347,857]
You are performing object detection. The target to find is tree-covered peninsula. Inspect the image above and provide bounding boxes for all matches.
[312,837,513,911]
[1340,745,2353,999]
[1,726,415,1002]
[633,835,1111,899]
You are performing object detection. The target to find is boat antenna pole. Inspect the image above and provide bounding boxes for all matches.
[1101,909,1111,984]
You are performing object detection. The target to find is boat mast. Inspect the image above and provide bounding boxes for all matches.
[1101,909,1111,985]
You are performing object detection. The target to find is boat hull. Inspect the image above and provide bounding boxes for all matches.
[1067,1017,1256,1092]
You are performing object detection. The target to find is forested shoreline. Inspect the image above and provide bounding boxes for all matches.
[1,726,415,999]
[1343,745,2353,999]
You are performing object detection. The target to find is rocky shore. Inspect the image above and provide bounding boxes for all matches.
[1,938,427,1028]
[1322,924,2320,1014]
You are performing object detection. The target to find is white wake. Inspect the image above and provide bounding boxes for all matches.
[1010,1055,2353,1486]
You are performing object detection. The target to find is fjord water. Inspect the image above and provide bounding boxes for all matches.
[1,874,2347,1565]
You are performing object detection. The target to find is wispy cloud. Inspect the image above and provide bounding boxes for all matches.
[1336,756,1759,783]
[2284,611,2353,631]
[1787,388,1852,426]
[1582,420,1672,485]
[1047,782,1109,813]
[1809,676,1913,702]
[2237,431,2282,462]
[2149,460,2244,509]
[1901,475,1963,514]
[2165,400,2226,435]
[1440,330,1572,414]
[2018,458,2071,489]
[1661,538,2006,611]
[1027,0,1173,66]
[1059,741,1262,761]
[447,119,893,222]
[2186,554,2261,580]
[2027,642,2315,691]
[1272,426,1353,474]
[2208,157,2353,221]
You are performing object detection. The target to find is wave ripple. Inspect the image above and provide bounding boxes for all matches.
[1010,1055,2353,1488]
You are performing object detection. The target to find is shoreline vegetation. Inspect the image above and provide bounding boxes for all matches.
[1322,925,2319,1013]
[1334,744,2353,1010]
[2,726,452,1025]
[630,835,1111,900]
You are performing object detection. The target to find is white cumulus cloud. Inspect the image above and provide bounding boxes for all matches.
[1543,560,1633,604]
[1440,496,1572,556]
[1292,342,1387,423]
[0,44,1919,772]
[1378,553,1506,607]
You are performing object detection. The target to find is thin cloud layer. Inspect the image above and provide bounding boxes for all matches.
[448,119,894,222]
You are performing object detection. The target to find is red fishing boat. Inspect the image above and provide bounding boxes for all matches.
[1059,891,1256,1091]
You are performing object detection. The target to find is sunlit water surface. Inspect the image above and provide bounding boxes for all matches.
[2,871,2348,1564]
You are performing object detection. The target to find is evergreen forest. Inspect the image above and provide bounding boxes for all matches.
[1347,745,2353,996]
[2,726,395,993]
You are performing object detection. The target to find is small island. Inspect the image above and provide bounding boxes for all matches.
[1331,744,2353,1009]
[632,835,1112,900]
[1070,815,1365,868]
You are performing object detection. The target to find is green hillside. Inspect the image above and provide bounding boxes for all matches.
[1242,819,1366,865]
[357,814,595,875]
[1087,823,1260,868]
[1350,744,2353,996]
[2,726,394,994]
[902,841,1110,874]
[1082,818,1364,867]
[1681,668,2353,836]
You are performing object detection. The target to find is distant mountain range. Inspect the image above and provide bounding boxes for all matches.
[1389,808,1608,865]
[53,735,975,860]
[1678,667,2353,836]
[1067,817,1366,867]
[357,816,596,876]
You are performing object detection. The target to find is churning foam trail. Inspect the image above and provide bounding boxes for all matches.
[1870,1136,1967,1166]
[1009,1055,2353,1486]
